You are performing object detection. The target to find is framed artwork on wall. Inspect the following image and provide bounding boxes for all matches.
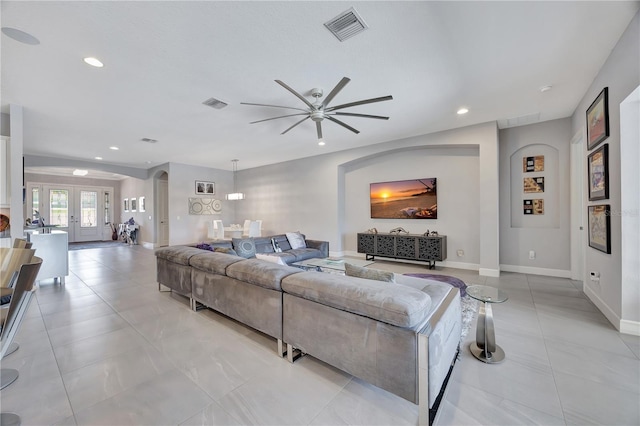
[131,198,137,212]
[588,144,609,201]
[139,196,146,212]
[123,198,129,212]
[523,199,544,215]
[195,181,215,195]
[522,155,544,172]
[523,177,544,193]
[588,204,611,254]
[586,87,609,150]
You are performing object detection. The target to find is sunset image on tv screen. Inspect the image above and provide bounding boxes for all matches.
[370,178,437,219]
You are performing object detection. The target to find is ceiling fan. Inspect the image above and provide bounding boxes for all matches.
[241,77,392,143]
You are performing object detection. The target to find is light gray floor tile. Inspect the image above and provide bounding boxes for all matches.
[62,342,175,412]
[73,369,213,425]
[554,371,640,425]
[620,332,640,359]
[180,401,244,426]
[219,356,351,425]
[309,377,418,426]
[47,313,130,347]
[43,301,116,330]
[37,293,106,316]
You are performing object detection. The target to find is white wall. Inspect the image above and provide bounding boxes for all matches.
[235,122,500,275]
[499,118,572,275]
[620,86,640,332]
[570,11,639,331]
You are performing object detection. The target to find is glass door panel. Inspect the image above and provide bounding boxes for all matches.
[74,189,100,242]
[49,189,69,227]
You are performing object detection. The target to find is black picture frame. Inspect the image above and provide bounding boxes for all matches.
[588,204,611,254]
[195,181,215,195]
[586,87,609,150]
[588,144,609,201]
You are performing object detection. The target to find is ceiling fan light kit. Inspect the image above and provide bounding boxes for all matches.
[241,77,392,144]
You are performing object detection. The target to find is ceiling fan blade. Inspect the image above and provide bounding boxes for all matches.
[325,116,360,134]
[250,113,309,124]
[275,80,315,109]
[325,95,393,112]
[322,77,351,108]
[240,102,308,112]
[316,121,323,140]
[331,112,389,120]
[281,116,310,135]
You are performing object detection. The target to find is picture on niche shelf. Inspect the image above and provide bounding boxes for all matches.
[370,178,437,219]
[523,199,544,215]
[523,177,544,193]
[523,155,544,172]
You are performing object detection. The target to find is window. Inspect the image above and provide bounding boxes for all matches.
[49,189,69,226]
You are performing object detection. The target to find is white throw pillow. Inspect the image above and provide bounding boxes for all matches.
[286,232,306,249]
[255,253,287,266]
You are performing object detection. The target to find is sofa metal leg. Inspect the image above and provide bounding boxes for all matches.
[285,343,305,363]
[278,339,284,357]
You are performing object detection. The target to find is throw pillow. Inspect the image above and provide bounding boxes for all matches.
[345,263,395,283]
[286,232,306,250]
[213,247,238,256]
[195,242,213,251]
[255,253,287,266]
[232,238,257,258]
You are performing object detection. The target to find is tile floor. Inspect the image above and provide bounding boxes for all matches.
[1,245,639,425]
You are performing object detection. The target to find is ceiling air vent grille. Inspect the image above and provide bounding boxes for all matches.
[141,138,158,143]
[324,7,368,42]
[202,97,228,109]
[497,112,540,129]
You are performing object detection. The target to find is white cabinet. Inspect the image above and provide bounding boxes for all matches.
[27,230,69,283]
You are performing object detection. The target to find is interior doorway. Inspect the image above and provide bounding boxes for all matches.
[155,171,169,247]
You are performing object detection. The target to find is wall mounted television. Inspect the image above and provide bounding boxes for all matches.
[370,178,437,219]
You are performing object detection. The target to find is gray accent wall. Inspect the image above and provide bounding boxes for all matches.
[499,118,572,274]
[570,11,639,330]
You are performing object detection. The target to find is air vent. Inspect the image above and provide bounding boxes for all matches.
[141,138,158,143]
[497,112,541,129]
[324,7,368,42]
[202,97,228,109]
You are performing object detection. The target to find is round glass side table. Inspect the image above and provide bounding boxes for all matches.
[467,285,508,364]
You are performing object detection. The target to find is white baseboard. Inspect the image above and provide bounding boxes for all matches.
[500,264,571,278]
[142,241,156,249]
[478,268,500,277]
[620,320,640,336]
[583,284,622,331]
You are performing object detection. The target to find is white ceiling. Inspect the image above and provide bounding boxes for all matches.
[2,1,638,173]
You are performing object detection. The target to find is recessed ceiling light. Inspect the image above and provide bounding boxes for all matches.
[83,57,104,67]
[94,156,103,160]
[540,85,553,93]
[72,169,88,176]
[109,146,119,150]
[1,27,40,45]
[457,108,469,115]
[318,139,326,146]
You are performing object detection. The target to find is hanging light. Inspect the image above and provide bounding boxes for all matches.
[225,159,245,200]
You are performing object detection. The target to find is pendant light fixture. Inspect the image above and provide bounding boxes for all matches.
[225,159,245,200]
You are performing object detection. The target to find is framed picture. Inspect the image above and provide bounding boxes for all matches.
[523,155,544,172]
[523,177,544,193]
[131,198,137,212]
[586,87,609,150]
[195,181,215,195]
[588,204,611,254]
[123,198,129,212]
[588,144,609,201]
[139,196,146,212]
[523,199,544,215]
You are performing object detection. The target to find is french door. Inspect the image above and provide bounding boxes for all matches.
[28,183,113,243]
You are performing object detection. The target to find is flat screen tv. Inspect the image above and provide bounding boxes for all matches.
[370,178,437,219]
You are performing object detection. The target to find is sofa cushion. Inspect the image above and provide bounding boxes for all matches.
[214,247,238,256]
[286,232,306,249]
[256,253,287,266]
[226,259,301,291]
[155,246,205,266]
[281,272,432,328]
[288,248,324,262]
[254,237,275,254]
[232,238,257,258]
[271,234,291,251]
[190,251,245,275]
[345,263,395,283]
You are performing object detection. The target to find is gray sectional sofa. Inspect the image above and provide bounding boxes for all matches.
[155,245,461,425]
